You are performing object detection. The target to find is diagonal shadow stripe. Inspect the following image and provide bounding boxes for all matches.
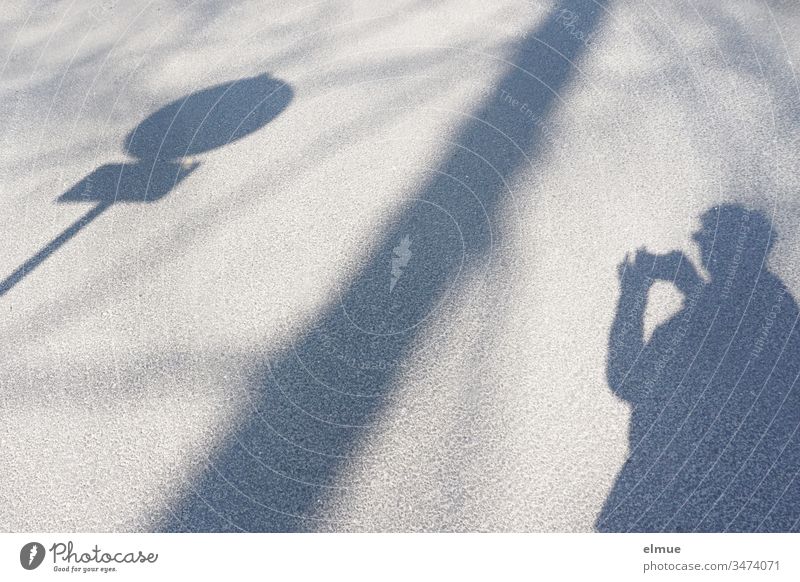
[164,0,608,532]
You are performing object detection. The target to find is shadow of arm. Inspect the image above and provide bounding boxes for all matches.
[607,256,651,402]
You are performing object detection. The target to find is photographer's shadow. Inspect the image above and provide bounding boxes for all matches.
[0,73,293,296]
[599,204,800,532]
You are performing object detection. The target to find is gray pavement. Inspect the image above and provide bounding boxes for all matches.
[1,0,800,532]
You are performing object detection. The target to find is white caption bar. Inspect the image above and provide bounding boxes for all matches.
[1,533,797,581]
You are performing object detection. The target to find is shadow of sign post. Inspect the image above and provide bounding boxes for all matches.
[0,73,292,296]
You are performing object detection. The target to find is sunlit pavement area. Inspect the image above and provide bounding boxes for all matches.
[2,1,800,532]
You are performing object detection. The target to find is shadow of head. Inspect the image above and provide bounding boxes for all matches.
[693,204,775,281]
[59,73,293,204]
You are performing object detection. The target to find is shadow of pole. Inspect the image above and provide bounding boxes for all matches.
[166,1,609,532]
[0,201,113,295]
[0,74,292,297]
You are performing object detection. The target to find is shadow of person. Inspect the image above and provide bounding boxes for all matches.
[598,204,800,532]
[0,73,293,296]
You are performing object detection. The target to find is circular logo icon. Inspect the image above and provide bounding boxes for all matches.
[20,542,46,570]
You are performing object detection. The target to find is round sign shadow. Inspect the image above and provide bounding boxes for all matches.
[125,73,293,162]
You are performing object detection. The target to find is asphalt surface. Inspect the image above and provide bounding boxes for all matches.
[2,0,800,532]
